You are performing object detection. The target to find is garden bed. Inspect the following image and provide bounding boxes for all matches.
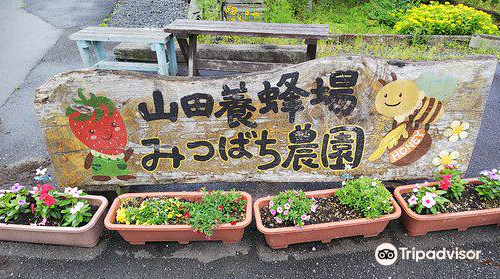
[255,179,401,249]
[105,190,252,245]
[394,177,500,236]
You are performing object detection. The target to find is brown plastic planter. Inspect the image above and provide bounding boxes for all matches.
[0,191,108,247]
[394,178,500,236]
[105,191,252,245]
[254,189,401,249]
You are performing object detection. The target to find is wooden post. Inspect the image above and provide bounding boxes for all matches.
[188,34,198,76]
[305,39,317,60]
[167,36,178,76]
[151,43,169,76]
[92,41,107,62]
[176,35,190,63]
[76,40,93,67]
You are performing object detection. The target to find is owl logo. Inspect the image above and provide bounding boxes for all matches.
[369,71,458,166]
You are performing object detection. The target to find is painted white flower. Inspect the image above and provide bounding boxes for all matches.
[432,150,460,170]
[421,193,436,209]
[344,164,353,170]
[444,121,469,142]
[36,167,47,176]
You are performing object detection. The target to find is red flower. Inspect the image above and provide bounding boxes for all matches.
[240,196,246,201]
[235,198,240,203]
[216,218,220,222]
[445,165,454,170]
[30,204,35,214]
[42,195,55,206]
[439,179,451,191]
[40,184,53,195]
[230,221,237,226]
[441,174,452,181]
[184,213,190,219]
[218,205,223,211]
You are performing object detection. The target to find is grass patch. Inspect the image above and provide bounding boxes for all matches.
[319,38,500,60]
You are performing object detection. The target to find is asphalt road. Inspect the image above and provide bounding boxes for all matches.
[0,0,499,278]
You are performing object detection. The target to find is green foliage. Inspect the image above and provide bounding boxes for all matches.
[434,165,466,200]
[407,185,450,214]
[116,197,186,225]
[265,0,297,23]
[0,184,92,227]
[394,1,499,35]
[367,0,422,27]
[184,189,247,237]
[268,190,315,227]
[195,0,223,21]
[476,169,500,200]
[335,177,393,219]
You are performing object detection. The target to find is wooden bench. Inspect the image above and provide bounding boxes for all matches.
[70,27,178,76]
[164,19,329,76]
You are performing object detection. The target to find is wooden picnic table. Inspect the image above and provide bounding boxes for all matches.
[164,19,329,76]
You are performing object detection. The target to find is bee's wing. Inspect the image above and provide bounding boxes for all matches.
[415,71,458,100]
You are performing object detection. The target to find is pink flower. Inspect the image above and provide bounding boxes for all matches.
[270,209,276,216]
[300,214,308,221]
[283,210,289,215]
[288,198,292,203]
[421,193,436,209]
[294,190,299,196]
[18,200,26,206]
[38,218,47,226]
[284,203,290,210]
[11,183,24,193]
[276,206,283,214]
[407,195,418,206]
[275,217,282,224]
[269,200,274,207]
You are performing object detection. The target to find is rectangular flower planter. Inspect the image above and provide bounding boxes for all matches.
[0,192,108,247]
[394,178,500,236]
[104,191,252,245]
[254,189,401,249]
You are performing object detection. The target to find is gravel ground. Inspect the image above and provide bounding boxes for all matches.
[109,0,189,28]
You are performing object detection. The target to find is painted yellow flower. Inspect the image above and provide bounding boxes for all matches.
[432,150,460,170]
[444,121,469,142]
[116,208,127,224]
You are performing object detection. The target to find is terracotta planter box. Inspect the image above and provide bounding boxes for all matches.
[105,191,252,245]
[0,192,108,247]
[394,178,500,236]
[254,189,401,249]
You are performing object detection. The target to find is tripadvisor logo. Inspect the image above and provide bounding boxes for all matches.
[375,243,482,266]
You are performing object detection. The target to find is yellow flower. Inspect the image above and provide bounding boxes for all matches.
[444,121,469,142]
[116,208,127,223]
[432,151,460,170]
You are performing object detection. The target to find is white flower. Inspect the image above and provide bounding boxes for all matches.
[64,187,82,198]
[36,167,47,176]
[481,170,490,176]
[444,121,469,142]
[371,181,377,187]
[493,169,498,174]
[70,202,85,214]
[341,181,346,185]
[407,195,418,206]
[344,164,353,170]
[421,193,436,209]
[432,150,460,170]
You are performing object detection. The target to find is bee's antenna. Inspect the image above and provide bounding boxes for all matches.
[378,79,387,86]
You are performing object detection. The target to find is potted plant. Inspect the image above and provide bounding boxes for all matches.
[105,189,252,245]
[254,177,401,249]
[394,166,500,236]
[0,168,108,247]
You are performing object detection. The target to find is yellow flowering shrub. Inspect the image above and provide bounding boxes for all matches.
[116,197,186,225]
[394,1,499,35]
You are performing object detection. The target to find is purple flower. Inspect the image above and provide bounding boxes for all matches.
[490,173,500,180]
[269,200,274,207]
[294,191,299,196]
[311,204,318,213]
[276,206,283,214]
[301,214,308,221]
[288,198,292,203]
[11,183,24,193]
[407,195,418,206]
[275,217,282,224]
[283,210,289,215]
[284,203,290,210]
[270,209,276,216]
[38,218,47,226]
[17,200,26,206]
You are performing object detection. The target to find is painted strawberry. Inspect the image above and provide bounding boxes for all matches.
[66,89,135,181]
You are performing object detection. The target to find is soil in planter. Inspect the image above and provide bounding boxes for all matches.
[403,184,500,214]
[260,195,364,229]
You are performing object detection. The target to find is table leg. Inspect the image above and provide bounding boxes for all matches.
[151,43,169,76]
[188,34,198,77]
[176,35,190,63]
[305,39,317,60]
[92,41,106,61]
[167,36,178,76]
[76,40,93,67]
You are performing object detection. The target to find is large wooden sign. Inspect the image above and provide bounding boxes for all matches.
[35,56,497,189]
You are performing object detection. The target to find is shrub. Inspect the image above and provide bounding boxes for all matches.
[476,169,500,200]
[434,165,466,200]
[367,0,422,27]
[394,1,499,35]
[117,197,186,225]
[406,183,450,214]
[265,0,298,23]
[335,177,393,218]
[267,190,316,227]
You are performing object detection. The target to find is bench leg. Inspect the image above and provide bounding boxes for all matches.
[76,40,93,67]
[305,39,317,60]
[166,36,178,76]
[151,43,169,76]
[92,41,107,61]
[188,34,198,77]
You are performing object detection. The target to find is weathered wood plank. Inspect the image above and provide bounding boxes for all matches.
[70,27,170,43]
[35,56,497,190]
[94,61,159,72]
[164,19,329,39]
[197,59,291,72]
